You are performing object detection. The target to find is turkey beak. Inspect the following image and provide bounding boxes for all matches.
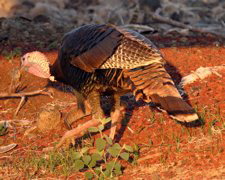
[20,56,28,72]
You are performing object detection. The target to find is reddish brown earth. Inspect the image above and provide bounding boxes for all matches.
[0,40,225,179]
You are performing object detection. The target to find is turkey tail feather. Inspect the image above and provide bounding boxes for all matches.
[150,94,198,122]
[126,63,199,123]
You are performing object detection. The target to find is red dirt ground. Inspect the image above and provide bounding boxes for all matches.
[0,42,225,179]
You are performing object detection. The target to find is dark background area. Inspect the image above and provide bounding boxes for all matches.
[1,0,225,53]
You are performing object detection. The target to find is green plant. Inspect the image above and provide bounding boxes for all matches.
[9,118,139,178]
[158,114,165,124]
[148,111,156,124]
[174,134,181,152]
[83,118,139,179]
[2,47,22,60]
[0,122,8,136]
[47,40,58,50]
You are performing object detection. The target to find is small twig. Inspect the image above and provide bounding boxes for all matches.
[137,152,162,163]
[0,143,17,153]
[0,88,53,98]
[0,156,12,159]
[0,119,31,126]
[14,96,26,116]
[24,126,38,137]
[149,12,225,38]
[9,68,22,93]
[0,88,53,116]
[127,126,135,134]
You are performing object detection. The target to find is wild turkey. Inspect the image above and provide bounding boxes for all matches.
[21,24,199,149]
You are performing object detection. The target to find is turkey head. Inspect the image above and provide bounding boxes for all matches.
[21,51,55,81]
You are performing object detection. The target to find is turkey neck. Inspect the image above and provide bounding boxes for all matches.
[50,58,88,97]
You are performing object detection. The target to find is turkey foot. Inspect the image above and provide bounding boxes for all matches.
[43,98,123,151]
[56,118,101,149]
[55,107,123,150]
[42,118,101,152]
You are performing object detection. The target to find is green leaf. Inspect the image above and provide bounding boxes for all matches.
[124,145,134,152]
[72,152,82,160]
[103,169,111,177]
[97,150,104,157]
[132,154,139,165]
[107,147,119,157]
[98,124,104,131]
[89,159,96,168]
[120,152,129,161]
[82,155,91,165]
[133,144,139,152]
[100,117,111,125]
[104,134,113,145]
[0,122,8,136]
[92,153,102,161]
[88,127,99,133]
[99,173,105,180]
[74,160,84,170]
[81,147,89,154]
[114,162,122,175]
[106,161,114,171]
[94,167,101,175]
[113,143,122,150]
[114,169,122,176]
[114,162,122,172]
[96,138,106,151]
[85,172,93,179]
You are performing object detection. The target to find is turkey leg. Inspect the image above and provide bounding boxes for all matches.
[64,100,92,129]
[55,90,104,149]
[109,93,121,140]
[56,118,101,149]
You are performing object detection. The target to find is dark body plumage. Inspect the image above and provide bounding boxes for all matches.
[53,25,131,97]
[53,24,163,100]
[50,24,198,146]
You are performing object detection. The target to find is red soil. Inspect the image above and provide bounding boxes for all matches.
[0,44,225,179]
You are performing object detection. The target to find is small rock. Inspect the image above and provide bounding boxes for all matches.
[139,0,161,11]
[33,14,50,23]
[37,105,62,132]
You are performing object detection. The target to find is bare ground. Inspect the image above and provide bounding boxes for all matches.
[0,37,225,179]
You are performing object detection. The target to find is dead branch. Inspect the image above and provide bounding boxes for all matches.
[137,152,162,163]
[0,88,53,116]
[149,12,225,38]
[180,65,225,87]
[0,89,53,98]
[14,96,26,116]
